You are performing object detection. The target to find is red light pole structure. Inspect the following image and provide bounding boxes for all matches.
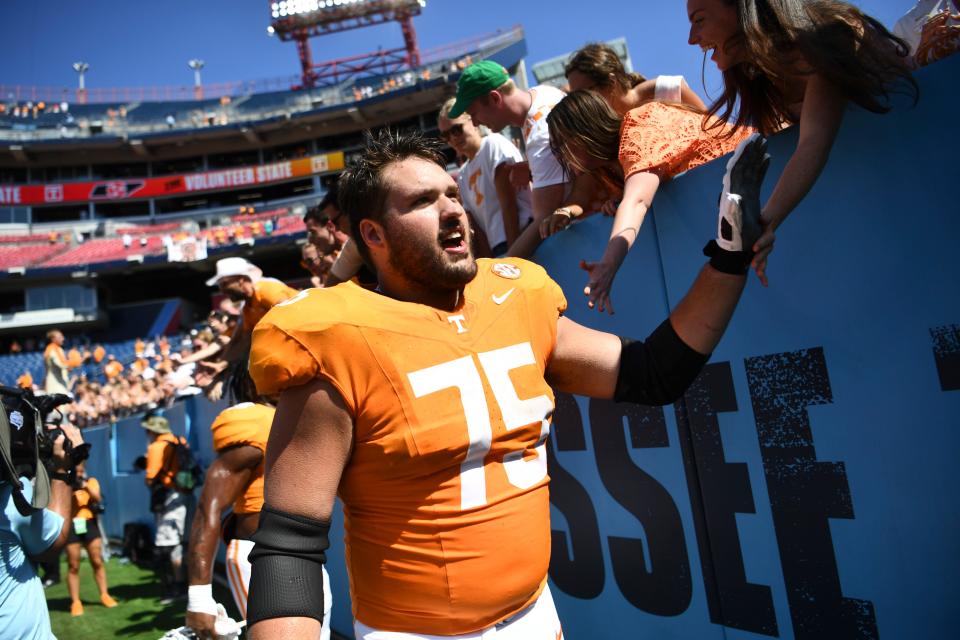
[268,0,425,89]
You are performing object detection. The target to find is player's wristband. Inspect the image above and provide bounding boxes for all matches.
[187,584,218,616]
[703,240,752,275]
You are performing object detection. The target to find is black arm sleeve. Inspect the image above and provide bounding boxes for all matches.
[246,505,330,626]
[613,319,710,406]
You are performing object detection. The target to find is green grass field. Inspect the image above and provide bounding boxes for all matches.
[46,555,237,640]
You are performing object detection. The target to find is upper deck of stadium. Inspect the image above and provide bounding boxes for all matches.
[0,26,525,155]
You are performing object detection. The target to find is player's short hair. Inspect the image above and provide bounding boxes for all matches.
[338,129,446,267]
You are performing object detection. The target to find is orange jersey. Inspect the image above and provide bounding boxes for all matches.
[210,402,274,514]
[72,477,100,520]
[251,258,566,635]
[241,278,299,333]
[619,101,754,181]
[103,360,123,379]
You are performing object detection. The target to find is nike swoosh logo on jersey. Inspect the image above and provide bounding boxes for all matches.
[492,288,515,305]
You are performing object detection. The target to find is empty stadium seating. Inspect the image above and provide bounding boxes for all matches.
[116,221,183,235]
[0,233,55,244]
[39,236,165,268]
[0,243,67,269]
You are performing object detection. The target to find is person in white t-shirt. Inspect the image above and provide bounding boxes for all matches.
[438,97,533,256]
[448,60,570,258]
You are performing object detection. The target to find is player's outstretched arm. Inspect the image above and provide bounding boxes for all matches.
[186,446,260,639]
[247,378,354,639]
[549,135,769,404]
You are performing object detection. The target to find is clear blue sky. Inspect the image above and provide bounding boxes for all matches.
[1,0,909,100]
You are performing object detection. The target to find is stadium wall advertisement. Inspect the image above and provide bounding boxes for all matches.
[0,151,344,206]
[78,56,956,638]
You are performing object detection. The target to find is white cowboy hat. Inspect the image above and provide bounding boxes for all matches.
[205,257,263,287]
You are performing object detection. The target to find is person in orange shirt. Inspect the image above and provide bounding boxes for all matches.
[103,355,123,380]
[66,347,84,369]
[543,89,752,313]
[142,411,194,601]
[200,258,298,400]
[65,462,118,616]
[184,364,332,640]
[244,130,769,639]
[92,345,106,364]
[16,371,33,390]
[134,338,145,358]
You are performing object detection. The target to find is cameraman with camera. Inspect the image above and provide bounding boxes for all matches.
[1,388,87,640]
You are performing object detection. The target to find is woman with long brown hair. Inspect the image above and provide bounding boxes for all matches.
[545,90,752,313]
[565,42,707,115]
[688,0,917,284]
[538,43,711,237]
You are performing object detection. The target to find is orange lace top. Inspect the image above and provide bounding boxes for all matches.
[619,102,754,181]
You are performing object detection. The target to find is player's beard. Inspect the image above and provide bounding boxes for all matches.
[384,216,478,292]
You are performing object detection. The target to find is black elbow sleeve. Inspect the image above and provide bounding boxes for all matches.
[246,505,330,627]
[613,319,710,406]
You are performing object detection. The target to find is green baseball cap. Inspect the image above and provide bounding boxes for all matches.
[448,61,510,118]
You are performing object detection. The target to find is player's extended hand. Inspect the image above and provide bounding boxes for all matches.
[507,161,532,189]
[580,258,617,315]
[186,610,217,640]
[719,134,770,283]
[540,211,573,238]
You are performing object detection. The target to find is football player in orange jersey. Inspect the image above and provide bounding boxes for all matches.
[246,130,769,640]
[185,362,333,640]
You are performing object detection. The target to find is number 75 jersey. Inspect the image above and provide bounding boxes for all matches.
[250,258,568,635]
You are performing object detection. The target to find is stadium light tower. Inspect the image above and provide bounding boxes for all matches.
[72,61,90,104]
[188,59,205,100]
[268,0,426,88]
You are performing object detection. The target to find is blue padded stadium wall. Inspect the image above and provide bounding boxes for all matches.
[80,56,956,639]
[532,55,960,639]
